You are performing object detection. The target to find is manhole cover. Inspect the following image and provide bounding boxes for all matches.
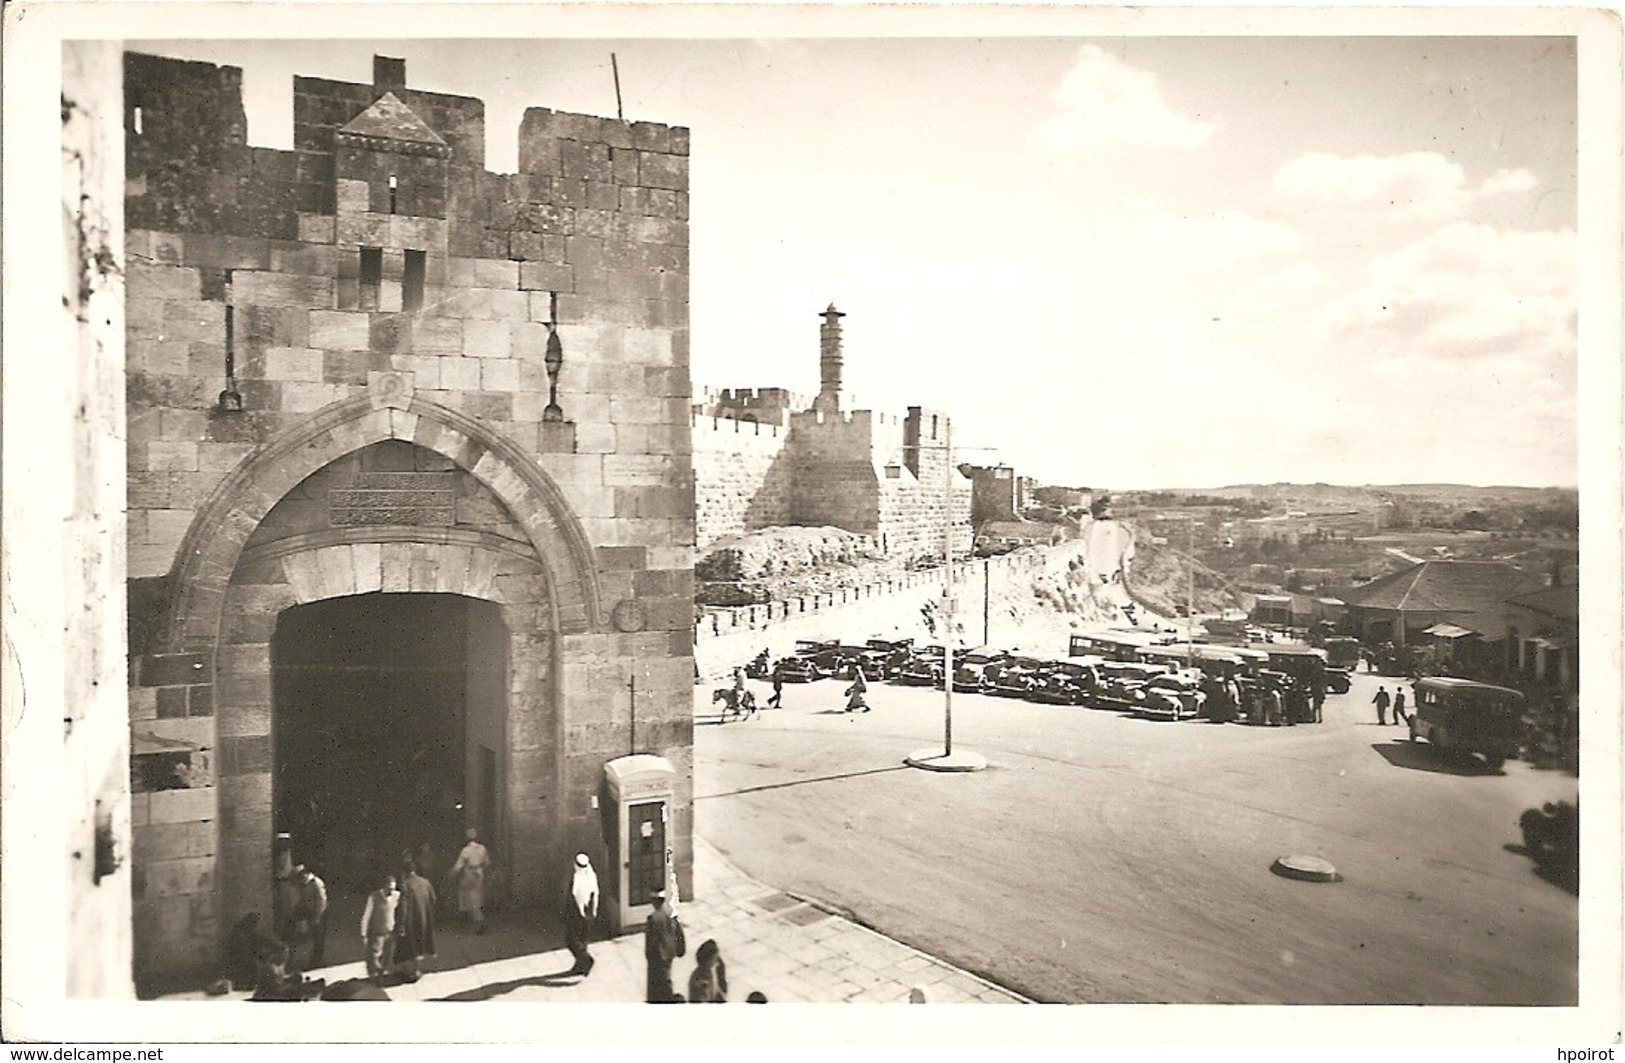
[1272,854,1339,882]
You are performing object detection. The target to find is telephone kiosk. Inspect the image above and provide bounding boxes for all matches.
[602,754,676,933]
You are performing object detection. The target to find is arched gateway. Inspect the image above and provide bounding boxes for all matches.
[122,51,695,991]
[203,388,594,923]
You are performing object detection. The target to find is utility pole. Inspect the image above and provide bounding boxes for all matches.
[942,423,954,757]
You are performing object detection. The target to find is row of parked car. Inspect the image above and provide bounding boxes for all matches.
[756,638,1214,720]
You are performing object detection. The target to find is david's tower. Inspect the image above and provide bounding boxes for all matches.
[813,302,845,415]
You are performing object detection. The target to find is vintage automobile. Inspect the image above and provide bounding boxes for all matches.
[894,645,947,688]
[808,644,875,680]
[1025,659,1100,706]
[772,655,819,683]
[1091,661,1170,709]
[864,637,915,679]
[985,656,1045,698]
[1131,670,1206,720]
[1408,677,1525,770]
[1266,646,1331,694]
[1320,636,1362,671]
[952,647,1008,693]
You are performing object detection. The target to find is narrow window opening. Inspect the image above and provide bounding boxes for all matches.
[403,249,426,312]
[359,247,383,312]
[132,105,143,136]
[388,173,398,215]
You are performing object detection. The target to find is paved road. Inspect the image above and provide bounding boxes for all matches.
[694,668,1578,1004]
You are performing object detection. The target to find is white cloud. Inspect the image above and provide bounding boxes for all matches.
[1317,222,1576,366]
[1479,167,1539,196]
[1273,151,1470,222]
[1272,153,1542,224]
[1138,209,1304,269]
[1039,45,1219,150]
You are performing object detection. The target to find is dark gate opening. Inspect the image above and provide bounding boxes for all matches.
[271,592,506,910]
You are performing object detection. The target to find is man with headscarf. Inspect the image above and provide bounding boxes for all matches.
[449,827,491,934]
[564,852,599,976]
[644,886,686,1003]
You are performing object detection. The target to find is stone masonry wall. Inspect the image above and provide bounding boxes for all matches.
[123,51,694,988]
[691,413,794,547]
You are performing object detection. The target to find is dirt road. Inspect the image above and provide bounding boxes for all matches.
[693,668,1578,1004]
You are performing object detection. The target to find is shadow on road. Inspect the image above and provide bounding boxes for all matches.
[1370,741,1502,777]
[434,964,584,1001]
[696,764,911,801]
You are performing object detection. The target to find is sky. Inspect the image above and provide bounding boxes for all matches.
[136,31,1581,491]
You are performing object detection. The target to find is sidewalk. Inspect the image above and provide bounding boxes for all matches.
[164,836,1026,1004]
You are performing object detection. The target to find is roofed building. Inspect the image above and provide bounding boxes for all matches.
[1338,560,1545,653]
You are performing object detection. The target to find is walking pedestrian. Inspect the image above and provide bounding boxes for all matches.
[395,851,437,982]
[288,865,328,970]
[360,871,399,982]
[687,938,728,1003]
[845,667,871,713]
[449,827,491,934]
[1311,682,1326,724]
[564,853,599,976]
[1373,686,1391,726]
[767,671,784,710]
[644,886,686,1003]
[1393,687,1409,726]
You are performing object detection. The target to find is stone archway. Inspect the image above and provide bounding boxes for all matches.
[161,380,602,656]
[138,378,604,957]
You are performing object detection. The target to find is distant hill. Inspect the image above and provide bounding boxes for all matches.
[1152,483,1576,507]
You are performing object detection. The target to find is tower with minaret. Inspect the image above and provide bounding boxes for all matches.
[813,302,845,415]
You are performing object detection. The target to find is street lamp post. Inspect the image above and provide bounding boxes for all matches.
[904,430,988,773]
[942,423,954,757]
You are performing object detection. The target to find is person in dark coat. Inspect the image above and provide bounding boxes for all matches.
[1393,687,1409,726]
[395,851,438,982]
[687,938,728,1003]
[1373,686,1391,725]
[644,887,685,1003]
[564,853,599,976]
[844,667,871,713]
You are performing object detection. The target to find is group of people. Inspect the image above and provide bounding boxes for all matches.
[1198,672,1324,726]
[233,828,495,999]
[1371,684,1411,726]
[642,886,733,1003]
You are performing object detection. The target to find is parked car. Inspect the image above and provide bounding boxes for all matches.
[1409,677,1524,770]
[1092,661,1169,708]
[865,637,915,678]
[773,656,819,683]
[1324,666,1353,694]
[985,656,1045,698]
[1131,671,1206,720]
[1320,636,1361,671]
[952,647,1008,693]
[1026,659,1099,706]
[895,655,945,688]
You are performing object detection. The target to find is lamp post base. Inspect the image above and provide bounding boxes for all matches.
[904,748,987,773]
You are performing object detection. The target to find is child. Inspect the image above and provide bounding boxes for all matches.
[361,871,400,981]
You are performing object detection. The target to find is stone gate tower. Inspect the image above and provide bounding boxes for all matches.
[122,51,695,992]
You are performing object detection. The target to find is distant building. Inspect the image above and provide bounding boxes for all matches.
[1502,583,1579,691]
[1338,560,1545,652]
